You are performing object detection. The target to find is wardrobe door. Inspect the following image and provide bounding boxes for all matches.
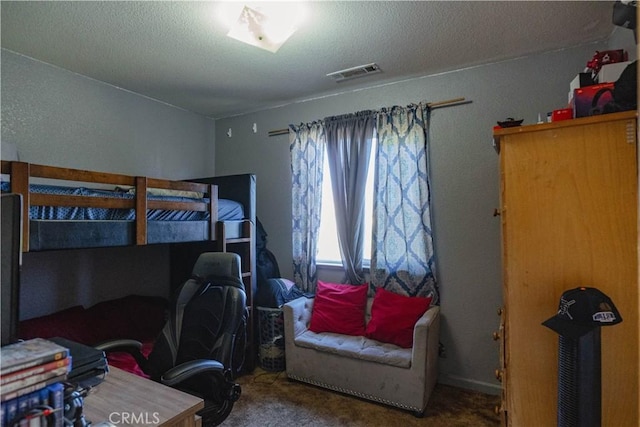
[498,112,638,426]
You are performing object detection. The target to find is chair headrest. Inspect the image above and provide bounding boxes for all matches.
[191,252,244,289]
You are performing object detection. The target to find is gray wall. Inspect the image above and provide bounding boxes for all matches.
[608,27,637,60]
[2,50,216,179]
[1,49,217,319]
[213,42,612,394]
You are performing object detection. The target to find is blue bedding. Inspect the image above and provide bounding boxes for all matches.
[0,183,244,221]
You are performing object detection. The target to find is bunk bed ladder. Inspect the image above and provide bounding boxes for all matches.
[215,219,256,371]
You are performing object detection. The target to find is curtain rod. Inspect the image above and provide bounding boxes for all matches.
[267,97,469,137]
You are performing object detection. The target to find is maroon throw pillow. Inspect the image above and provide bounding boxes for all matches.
[309,281,368,336]
[365,287,433,348]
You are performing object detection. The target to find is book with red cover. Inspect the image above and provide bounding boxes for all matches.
[0,358,71,386]
[1,365,69,395]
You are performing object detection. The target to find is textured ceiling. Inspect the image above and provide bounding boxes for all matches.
[1,1,616,119]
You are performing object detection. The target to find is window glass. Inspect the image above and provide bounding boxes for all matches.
[317,138,376,266]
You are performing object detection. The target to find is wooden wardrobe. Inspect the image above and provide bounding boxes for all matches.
[493,111,638,426]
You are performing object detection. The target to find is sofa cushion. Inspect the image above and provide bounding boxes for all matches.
[365,287,432,348]
[309,281,368,336]
[294,330,411,368]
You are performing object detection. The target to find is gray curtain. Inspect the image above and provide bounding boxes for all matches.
[324,111,376,284]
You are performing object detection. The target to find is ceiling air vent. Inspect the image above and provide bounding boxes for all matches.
[326,63,382,82]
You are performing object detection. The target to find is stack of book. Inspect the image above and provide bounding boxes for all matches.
[0,338,72,427]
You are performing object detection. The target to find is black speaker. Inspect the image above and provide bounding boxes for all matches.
[557,329,601,427]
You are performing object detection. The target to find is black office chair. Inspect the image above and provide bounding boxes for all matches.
[96,252,247,426]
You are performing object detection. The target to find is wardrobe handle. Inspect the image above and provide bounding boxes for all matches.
[493,208,501,217]
[493,331,501,341]
[495,369,503,382]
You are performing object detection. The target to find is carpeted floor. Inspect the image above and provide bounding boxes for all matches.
[222,368,501,426]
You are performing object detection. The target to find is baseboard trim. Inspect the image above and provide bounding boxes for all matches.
[438,373,501,396]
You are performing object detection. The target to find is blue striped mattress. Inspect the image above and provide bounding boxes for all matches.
[0,183,244,222]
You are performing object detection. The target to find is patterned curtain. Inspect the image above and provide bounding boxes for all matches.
[289,122,325,293]
[371,103,438,301]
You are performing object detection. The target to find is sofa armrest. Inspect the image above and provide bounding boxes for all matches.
[411,305,440,363]
[283,297,314,340]
[414,305,440,335]
[411,305,440,398]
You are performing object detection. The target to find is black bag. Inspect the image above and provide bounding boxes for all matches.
[604,60,637,113]
[255,278,313,308]
[253,217,312,308]
[256,218,281,281]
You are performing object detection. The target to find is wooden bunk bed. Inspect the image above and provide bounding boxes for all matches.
[0,159,257,370]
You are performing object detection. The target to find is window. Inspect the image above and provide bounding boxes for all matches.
[317,137,377,266]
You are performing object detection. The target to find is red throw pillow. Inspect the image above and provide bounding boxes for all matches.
[365,287,433,348]
[309,281,368,336]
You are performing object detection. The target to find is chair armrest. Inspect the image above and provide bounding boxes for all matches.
[161,359,225,387]
[283,297,314,339]
[162,360,242,409]
[94,339,149,370]
[95,338,143,352]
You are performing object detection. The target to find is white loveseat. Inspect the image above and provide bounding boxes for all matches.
[283,296,440,415]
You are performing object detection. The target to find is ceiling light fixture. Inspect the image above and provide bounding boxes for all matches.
[224,3,306,53]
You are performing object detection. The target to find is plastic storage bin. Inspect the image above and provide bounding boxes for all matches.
[257,307,286,371]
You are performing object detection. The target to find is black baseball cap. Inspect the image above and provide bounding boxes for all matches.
[542,287,622,339]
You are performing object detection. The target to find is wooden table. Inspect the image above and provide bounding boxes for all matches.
[83,367,204,427]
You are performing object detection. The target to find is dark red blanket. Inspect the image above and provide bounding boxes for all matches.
[19,295,168,378]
